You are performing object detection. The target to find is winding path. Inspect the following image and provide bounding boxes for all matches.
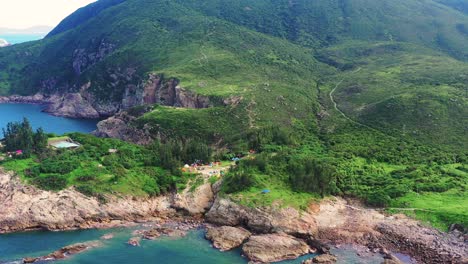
[328,67,388,134]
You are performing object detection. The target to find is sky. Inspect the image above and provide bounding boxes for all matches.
[0,0,97,29]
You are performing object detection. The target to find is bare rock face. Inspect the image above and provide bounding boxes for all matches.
[93,112,153,145]
[0,170,174,233]
[242,233,310,263]
[206,198,318,236]
[312,197,468,264]
[171,182,215,215]
[72,41,115,76]
[205,226,251,251]
[44,93,100,118]
[141,74,212,108]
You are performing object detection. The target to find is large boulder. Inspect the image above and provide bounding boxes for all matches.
[242,233,310,263]
[205,226,251,251]
[206,198,318,236]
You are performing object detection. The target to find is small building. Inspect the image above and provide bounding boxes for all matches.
[48,137,81,149]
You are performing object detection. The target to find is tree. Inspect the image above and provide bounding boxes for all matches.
[33,128,48,153]
[290,158,337,197]
[2,118,46,154]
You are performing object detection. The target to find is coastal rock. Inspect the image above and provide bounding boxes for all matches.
[242,233,310,263]
[127,237,141,247]
[142,226,187,240]
[43,93,100,118]
[23,241,101,262]
[304,254,337,264]
[171,181,214,215]
[100,233,114,240]
[142,228,161,240]
[205,226,251,251]
[206,198,318,236]
[0,169,174,233]
[312,197,468,264]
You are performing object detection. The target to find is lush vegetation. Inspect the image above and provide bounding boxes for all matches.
[2,118,48,155]
[0,130,215,197]
[0,0,466,230]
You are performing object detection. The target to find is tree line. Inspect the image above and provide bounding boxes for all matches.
[2,118,48,156]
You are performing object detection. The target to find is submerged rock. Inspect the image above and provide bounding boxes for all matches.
[127,237,141,247]
[303,254,337,264]
[205,226,251,251]
[22,241,100,262]
[142,226,187,240]
[100,233,114,240]
[242,233,310,263]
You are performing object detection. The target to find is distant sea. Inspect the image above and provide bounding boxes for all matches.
[0,34,45,45]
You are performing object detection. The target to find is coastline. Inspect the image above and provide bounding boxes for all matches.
[1,168,467,263]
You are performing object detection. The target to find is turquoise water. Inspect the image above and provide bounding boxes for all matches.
[0,34,44,44]
[0,103,99,135]
[0,228,318,264]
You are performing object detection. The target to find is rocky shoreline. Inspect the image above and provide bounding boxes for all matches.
[1,168,467,263]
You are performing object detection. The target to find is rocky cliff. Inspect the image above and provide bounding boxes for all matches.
[0,169,212,233]
[2,167,467,263]
[0,73,214,119]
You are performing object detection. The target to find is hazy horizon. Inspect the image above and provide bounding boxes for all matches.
[0,0,96,29]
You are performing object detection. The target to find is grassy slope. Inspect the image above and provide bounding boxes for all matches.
[318,42,468,151]
[0,0,466,229]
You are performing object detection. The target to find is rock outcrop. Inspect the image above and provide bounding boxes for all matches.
[242,233,311,263]
[92,111,153,145]
[312,197,468,264]
[303,254,337,264]
[0,169,173,233]
[23,241,101,262]
[139,74,211,108]
[171,181,214,215]
[205,226,251,251]
[43,93,100,118]
[0,167,216,233]
[127,237,141,247]
[206,198,318,236]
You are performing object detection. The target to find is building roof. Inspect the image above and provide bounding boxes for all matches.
[51,141,80,149]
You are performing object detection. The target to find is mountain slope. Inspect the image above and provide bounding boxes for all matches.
[0,0,466,149]
[0,0,467,231]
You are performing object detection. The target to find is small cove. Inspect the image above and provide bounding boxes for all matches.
[0,103,99,135]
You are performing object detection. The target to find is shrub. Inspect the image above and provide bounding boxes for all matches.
[222,170,259,193]
[33,175,68,191]
[366,190,391,207]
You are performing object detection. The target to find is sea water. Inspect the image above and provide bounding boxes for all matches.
[0,103,99,135]
[0,228,321,264]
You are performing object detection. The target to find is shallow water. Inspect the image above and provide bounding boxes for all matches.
[0,228,318,264]
[0,103,99,135]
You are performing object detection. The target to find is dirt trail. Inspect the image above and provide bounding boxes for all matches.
[328,68,397,138]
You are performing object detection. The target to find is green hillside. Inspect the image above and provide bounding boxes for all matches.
[0,0,467,229]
